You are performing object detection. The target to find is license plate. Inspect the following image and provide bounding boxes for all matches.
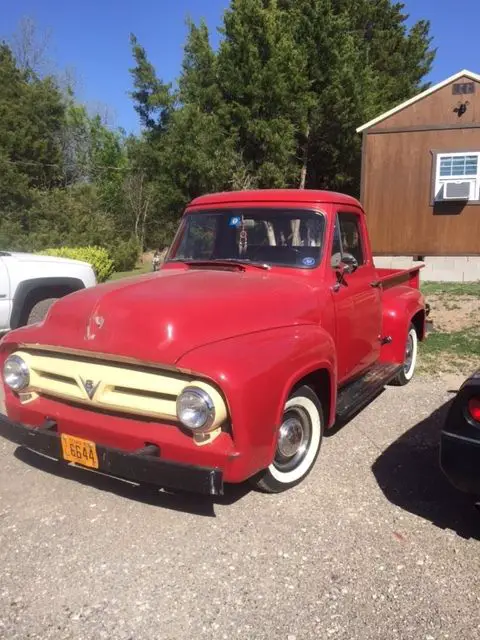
[61,434,99,469]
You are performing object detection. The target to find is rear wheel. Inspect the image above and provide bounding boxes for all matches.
[26,297,58,325]
[391,324,418,386]
[250,385,324,493]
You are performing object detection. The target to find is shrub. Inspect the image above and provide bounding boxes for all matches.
[110,237,140,272]
[41,246,114,283]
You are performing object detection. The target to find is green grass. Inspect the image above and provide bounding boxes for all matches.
[421,326,480,357]
[419,282,479,374]
[108,264,151,281]
[419,321,480,375]
[421,281,480,297]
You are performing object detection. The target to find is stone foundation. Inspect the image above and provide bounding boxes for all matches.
[373,256,480,283]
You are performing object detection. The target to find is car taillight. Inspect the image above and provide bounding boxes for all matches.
[468,398,480,422]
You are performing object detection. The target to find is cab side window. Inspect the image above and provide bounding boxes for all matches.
[331,217,343,268]
[331,212,365,267]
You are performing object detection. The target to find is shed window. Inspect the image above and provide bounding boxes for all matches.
[452,82,475,95]
[434,152,480,202]
[439,155,478,177]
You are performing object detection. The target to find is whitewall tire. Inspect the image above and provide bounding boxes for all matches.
[391,324,418,386]
[250,385,323,493]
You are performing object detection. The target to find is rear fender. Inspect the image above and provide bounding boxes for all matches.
[380,286,425,365]
[176,325,336,479]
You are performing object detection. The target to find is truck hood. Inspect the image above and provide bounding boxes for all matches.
[11,266,319,366]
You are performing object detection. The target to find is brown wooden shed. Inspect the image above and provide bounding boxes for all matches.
[357,69,480,257]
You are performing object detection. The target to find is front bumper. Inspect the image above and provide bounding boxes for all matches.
[0,414,223,496]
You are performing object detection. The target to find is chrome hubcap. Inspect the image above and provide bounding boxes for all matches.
[277,418,304,458]
[404,333,414,374]
[274,407,311,472]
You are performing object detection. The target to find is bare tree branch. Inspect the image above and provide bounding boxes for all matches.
[11,16,53,77]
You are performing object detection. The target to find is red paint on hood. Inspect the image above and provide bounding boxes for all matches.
[4,266,320,366]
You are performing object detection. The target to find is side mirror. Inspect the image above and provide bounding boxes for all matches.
[340,253,358,274]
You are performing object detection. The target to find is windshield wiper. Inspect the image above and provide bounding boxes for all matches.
[171,258,271,271]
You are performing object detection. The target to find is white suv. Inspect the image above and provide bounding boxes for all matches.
[0,251,97,333]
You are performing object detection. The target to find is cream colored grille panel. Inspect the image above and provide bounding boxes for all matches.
[16,350,190,421]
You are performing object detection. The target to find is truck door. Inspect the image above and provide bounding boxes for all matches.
[330,210,382,383]
[0,256,11,331]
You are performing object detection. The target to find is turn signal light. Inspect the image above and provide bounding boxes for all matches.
[468,398,480,422]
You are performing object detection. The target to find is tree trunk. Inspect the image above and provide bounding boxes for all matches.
[290,219,301,245]
[264,221,276,246]
[134,213,140,242]
[299,123,310,190]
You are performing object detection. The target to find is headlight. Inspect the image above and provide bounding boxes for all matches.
[176,386,215,431]
[3,355,30,391]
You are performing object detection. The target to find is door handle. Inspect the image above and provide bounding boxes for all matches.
[370,281,381,288]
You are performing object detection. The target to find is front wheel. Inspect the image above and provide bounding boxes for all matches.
[250,385,324,493]
[391,324,418,386]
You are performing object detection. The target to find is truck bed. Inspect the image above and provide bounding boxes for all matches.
[375,264,424,291]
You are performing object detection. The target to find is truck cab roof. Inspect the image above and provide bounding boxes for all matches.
[188,189,363,210]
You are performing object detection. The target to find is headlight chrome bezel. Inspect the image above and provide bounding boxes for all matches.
[176,385,216,432]
[3,354,30,391]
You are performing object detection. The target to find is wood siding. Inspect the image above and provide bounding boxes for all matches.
[361,75,480,255]
[370,76,480,131]
[363,129,480,255]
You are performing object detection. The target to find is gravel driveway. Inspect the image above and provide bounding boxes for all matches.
[1,375,479,640]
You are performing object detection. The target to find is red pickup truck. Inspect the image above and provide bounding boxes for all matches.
[0,190,426,495]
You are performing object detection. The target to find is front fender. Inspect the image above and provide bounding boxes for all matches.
[176,324,336,480]
[380,286,425,365]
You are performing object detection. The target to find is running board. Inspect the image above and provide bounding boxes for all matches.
[336,363,402,422]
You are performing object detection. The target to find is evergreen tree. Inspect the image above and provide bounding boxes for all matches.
[277,0,435,193]
[0,43,65,192]
[129,33,174,133]
[218,0,310,188]
[179,19,222,113]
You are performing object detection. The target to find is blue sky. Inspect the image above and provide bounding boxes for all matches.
[1,0,479,133]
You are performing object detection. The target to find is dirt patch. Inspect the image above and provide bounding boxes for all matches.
[141,250,154,263]
[419,290,480,376]
[427,294,480,332]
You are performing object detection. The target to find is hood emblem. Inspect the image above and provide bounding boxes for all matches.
[80,378,100,400]
[86,314,104,341]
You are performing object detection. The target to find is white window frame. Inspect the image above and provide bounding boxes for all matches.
[434,151,480,202]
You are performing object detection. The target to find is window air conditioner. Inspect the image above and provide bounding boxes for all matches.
[443,180,473,201]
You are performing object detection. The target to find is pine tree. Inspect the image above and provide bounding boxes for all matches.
[277,0,435,194]
[0,43,65,191]
[218,0,310,188]
[179,19,222,113]
[129,33,174,133]
[126,0,435,242]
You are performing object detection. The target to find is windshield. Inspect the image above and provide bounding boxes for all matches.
[168,208,325,268]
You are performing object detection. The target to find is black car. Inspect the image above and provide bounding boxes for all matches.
[441,370,480,495]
